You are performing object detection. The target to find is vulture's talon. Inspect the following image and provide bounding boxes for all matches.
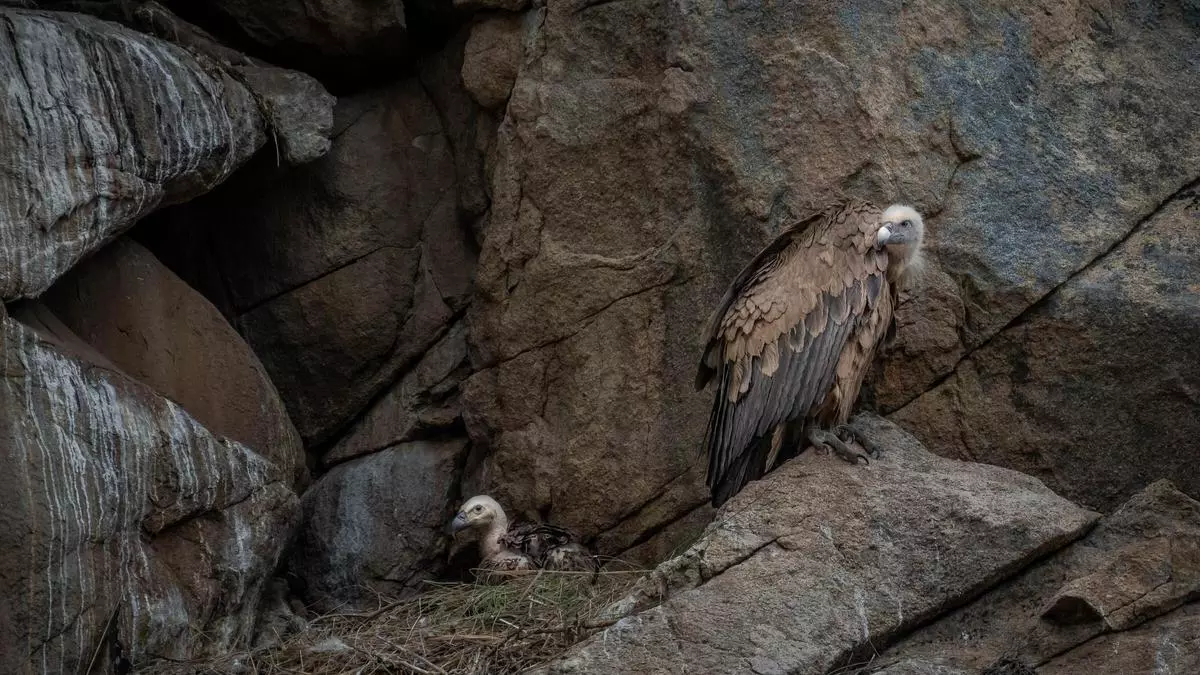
[835,423,884,459]
[809,428,869,465]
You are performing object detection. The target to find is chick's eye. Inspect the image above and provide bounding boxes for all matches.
[901,220,913,228]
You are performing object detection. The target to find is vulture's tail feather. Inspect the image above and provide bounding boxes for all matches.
[710,430,775,507]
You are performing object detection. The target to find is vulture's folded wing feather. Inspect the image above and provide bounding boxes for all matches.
[698,203,888,504]
[504,522,584,567]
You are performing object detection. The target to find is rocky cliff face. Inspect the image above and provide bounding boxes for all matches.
[892,187,1200,512]
[534,418,1200,674]
[1,0,1198,672]
[462,0,1200,556]
[37,238,306,486]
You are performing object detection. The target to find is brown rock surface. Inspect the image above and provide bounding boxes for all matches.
[38,238,306,486]
[0,8,267,300]
[325,320,469,466]
[533,416,1099,674]
[462,12,524,109]
[0,316,299,674]
[463,0,1200,549]
[141,74,476,448]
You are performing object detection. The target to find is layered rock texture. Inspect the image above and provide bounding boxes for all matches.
[37,238,306,485]
[0,8,261,300]
[0,315,299,674]
[0,6,333,301]
[0,6,325,673]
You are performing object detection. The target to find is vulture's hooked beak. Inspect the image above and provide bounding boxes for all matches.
[447,511,469,535]
[875,224,893,249]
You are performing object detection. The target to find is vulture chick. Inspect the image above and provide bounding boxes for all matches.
[448,496,597,575]
[697,199,925,506]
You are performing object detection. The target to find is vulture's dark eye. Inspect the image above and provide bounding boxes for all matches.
[901,219,913,229]
[472,505,483,512]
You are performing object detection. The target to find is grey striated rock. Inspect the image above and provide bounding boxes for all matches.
[287,439,468,612]
[533,416,1098,674]
[867,479,1200,675]
[37,238,307,487]
[121,1,337,166]
[0,8,267,300]
[231,66,335,165]
[0,316,299,674]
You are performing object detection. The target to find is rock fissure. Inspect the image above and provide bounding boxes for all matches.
[233,244,420,318]
[888,174,1200,418]
[593,464,698,539]
[615,497,710,557]
[314,311,471,465]
[485,275,679,369]
[533,417,1104,673]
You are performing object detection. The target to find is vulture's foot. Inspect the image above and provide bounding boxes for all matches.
[808,428,869,465]
[834,422,883,459]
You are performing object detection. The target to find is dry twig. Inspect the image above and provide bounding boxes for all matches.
[138,563,645,675]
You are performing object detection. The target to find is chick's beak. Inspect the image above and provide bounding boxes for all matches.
[447,511,468,535]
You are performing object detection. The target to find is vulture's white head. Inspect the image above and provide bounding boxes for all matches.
[449,495,506,534]
[874,204,925,283]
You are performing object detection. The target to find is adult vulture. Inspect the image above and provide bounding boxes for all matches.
[697,199,926,507]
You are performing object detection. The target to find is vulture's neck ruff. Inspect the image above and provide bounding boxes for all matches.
[479,508,511,559]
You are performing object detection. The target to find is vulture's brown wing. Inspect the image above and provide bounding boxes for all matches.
[698,202,888,506]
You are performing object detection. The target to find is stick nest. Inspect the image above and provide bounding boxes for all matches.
[139,566,646,675]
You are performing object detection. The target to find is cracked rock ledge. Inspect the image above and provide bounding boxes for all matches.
[532,416,1200,675]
